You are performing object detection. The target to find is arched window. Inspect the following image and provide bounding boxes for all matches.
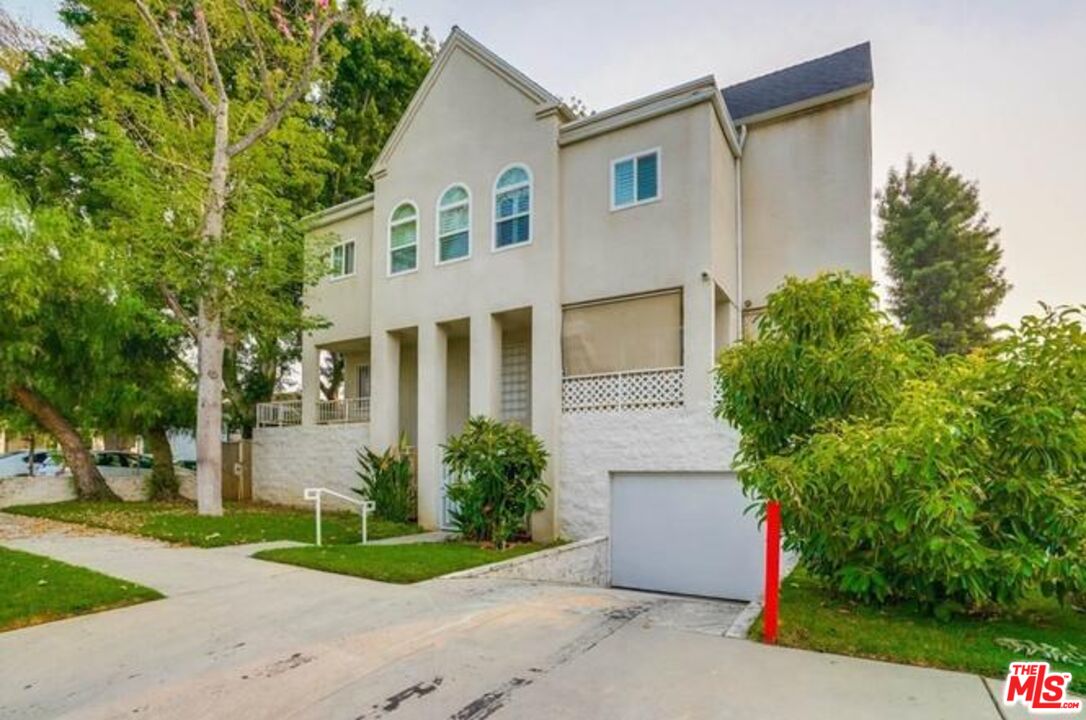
[388,202,418,275]
[436,184,471,264]
[494,165,532,250]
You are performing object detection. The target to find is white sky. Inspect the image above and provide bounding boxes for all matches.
[9,0,1085,325]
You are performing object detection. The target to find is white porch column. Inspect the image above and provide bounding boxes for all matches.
[469,312,501,417]
[684,280,716,410]
[531,303,562,541]
[301,339,319,426]
[416,322,447,530]
[369,329,400,449]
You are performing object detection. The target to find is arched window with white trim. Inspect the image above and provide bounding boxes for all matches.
[388,202,418,275]
[436,184,470,264]
[494,165,532,250]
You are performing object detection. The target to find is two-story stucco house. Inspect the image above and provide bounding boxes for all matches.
[253,28,873,600]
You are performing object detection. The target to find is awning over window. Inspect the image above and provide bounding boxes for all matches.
[562,290,682,376]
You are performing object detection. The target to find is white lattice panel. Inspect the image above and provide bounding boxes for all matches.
[562,367,683,413]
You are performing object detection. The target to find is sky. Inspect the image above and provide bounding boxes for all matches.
[7,0,1085,325]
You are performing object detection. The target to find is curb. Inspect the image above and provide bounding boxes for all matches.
[438,536,608,580]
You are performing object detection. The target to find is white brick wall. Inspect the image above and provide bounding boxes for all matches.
[251,424,371,509]
[557,400,741,539]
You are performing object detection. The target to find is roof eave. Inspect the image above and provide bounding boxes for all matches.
[302,193,375,231]
[730,81,872,127]
[559,76,742,156]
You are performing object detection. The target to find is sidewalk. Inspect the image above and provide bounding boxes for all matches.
[0,511,1025,719]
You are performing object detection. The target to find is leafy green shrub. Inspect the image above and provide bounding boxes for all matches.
[716,274,1086,613]
[716,273,934,461]
[353,435,416,523]
[442,416,549,548]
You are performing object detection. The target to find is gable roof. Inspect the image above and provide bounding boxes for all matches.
[722,43,872,124]
[370,27,571,179]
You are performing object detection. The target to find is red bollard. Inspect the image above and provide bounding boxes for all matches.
[763,500,781,644]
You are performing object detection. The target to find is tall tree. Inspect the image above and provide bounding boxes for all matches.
[0,8,50,81]
[64,0,358,515]
[318,12,432,205]
[0,180,122,500]
[877,154,1010,355]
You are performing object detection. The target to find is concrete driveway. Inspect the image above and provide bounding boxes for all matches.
[0,514,1010,720]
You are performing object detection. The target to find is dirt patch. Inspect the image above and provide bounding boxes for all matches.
[0,512,107,541]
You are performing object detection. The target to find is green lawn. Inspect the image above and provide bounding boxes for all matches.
[253,541,552,583]
[0,546,161,632]
[4,501,422,548]
[752,567,1086,695]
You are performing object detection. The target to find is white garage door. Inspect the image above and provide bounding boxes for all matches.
[610,472,765,601]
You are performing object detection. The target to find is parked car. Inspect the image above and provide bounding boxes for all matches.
[0,451,62,478]
[48,451,153,479]
[87,451,150,478]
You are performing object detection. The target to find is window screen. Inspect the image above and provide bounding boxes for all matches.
[562,291,682,375]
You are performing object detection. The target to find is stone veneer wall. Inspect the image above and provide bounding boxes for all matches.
[558,400,740,539]
[0,472,196,508]
[251,424,370,509]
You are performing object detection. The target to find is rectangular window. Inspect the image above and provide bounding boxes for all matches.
[330,240,355,278]
[356,365,371,399]
[438,203,470,262]
[495,185,531,248]
[389,216,418,274]
[611,149,660,210]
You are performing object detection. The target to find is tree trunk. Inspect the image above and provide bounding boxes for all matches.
[9,385,119,501]
[147,425,179,500]
[194,104,230,516]
[196,301,225,515]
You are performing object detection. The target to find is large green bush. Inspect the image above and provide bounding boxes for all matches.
[353,435,416,523]
[442,416,549,548]
[716,274,1086,613]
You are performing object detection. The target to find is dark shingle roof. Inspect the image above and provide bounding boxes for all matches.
[722,43,872,122]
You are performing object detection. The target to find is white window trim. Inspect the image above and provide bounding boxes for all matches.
[609,147,662,212]
[387,200,419,277]
[492,162,533,253]
[435,183,472,266]
[329,239,357,281]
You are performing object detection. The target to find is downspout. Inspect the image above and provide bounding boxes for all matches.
[735,124,747,339]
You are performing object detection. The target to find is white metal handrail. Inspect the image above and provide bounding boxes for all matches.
[256,400,302,427]
[303,487,376,546]
[316,397,370,424]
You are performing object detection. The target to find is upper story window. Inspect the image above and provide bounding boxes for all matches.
[330,240,355,279]
[611,149,660,210]
[437,184,471,264]
[388,201,418,275]
[494,165,532,250]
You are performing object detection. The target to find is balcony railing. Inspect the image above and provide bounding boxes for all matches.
[256,400,302,427]
[561,367,684,413]
[316,397,370,425]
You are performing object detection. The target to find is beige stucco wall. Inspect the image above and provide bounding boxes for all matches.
[281,41,871,542]
[305,211,373,346]
[368,46,562,334]
[708,111,739,304]
[366,45,564,538]
[740,93,873,308]
[559,104,716,305]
